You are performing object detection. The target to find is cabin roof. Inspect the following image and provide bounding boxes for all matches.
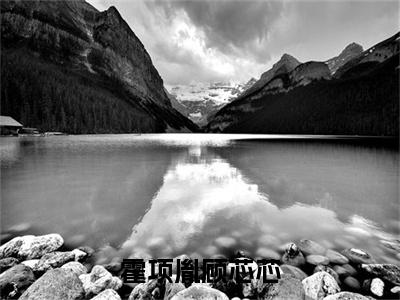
[0,116,23,127]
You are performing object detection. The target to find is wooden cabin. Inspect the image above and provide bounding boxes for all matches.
[0,116,23,135]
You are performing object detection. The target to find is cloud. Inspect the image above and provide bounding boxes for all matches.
[87,0,399,85]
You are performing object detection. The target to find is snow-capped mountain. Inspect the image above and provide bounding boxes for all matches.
[166,80,254,126]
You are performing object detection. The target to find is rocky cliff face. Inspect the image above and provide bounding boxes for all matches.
[1,0,197,133]
[206,33,399,135]
[326,43,363,74]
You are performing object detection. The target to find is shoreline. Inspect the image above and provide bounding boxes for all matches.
[0,233,399,299]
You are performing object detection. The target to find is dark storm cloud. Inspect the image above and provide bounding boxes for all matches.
[151,0,285,62]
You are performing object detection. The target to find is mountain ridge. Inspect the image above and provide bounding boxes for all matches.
[1,0,198,133]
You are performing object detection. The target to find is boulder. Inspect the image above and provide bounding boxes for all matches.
[35,251,76,272]
[164,281,186,300]
[361,263,400,285]
[298,240,326,256]
[258,274,305,300]
[322,292,371,300]
[333,264,357,278]
[281,245,305,267]
[91,289,121,300]
[341,249,376,265]
[171,284,229,300]
[306,255,329,266]
[20,259,40,270]
[302,271,340,300]
[19,268,84,300]
[363,278,384,297]
[281,264,308,281]
[313,266,340,284]
[61,261,88,276]
[0,264,35,298]
[0,257,19,272]
[325,250,349,265]
[79,265,122,296]
[256,248,281,261]
[71,249,87,262]
[343,276,361,291]
[128,279,158,300]
[0,234,63,260]
[77,246,95,257]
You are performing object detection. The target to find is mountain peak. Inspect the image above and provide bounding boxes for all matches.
[341,42,363,55]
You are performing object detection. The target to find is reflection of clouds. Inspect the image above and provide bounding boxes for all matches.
[108,148,398,265]
[0,138,21,166]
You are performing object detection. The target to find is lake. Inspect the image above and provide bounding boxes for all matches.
[1,134,399,264]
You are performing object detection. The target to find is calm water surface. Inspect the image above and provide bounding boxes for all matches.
[1,134,399,264]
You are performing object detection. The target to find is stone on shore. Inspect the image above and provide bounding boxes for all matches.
[302,271,340,300]
[0,264,35,298]
[341,249,376,265]
[71,249,88,262]
[313,266,340,284]
[298,239,326,256]
[281,244,305,267]
[258,274,305,300]
[91,289,121,300]
[19,268,84,300]
[0,234,64,260]
[79,265,122,296]
[34,251,76,272]
[0,257,19,272]
[343,276,361,291]
[361,263,400,285]
[325,250,349,265]
[171,284,229,300]
[128,279,159,300]
[306,255,329,266]
[280,264,308,281]
[363,278,384,297]
[164,281,186,300]
[322,291,371,300]
[61,261,88,276]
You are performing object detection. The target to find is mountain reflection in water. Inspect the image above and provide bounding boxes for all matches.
[1,135,398,265]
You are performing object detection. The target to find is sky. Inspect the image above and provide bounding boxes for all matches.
[87,0,399,86]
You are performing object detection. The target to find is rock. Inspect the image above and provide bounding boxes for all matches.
[35,251,76,272]
[258,274,305,300]
[256,248,281,261]
[336,264,358,278]
[164,281,186,300]
[128,279,158,300]
[20,259,40,270]
[364,278,384,297]
[341,249,376,265]
[323,291,371,300]
[0,234,64,260]
[71,249,87,262]
[361,263,400,285]
[91,289,121,300]
[306,255,329,266]
[380,240,400,253]
[61,261,88,276]
[313,266,340,284]
[19,268,84,300]
[391,286,400,294]
[325,250,349,265]
[77,246,95,257]
[170,284,229,300]
[242,278,258,298]
[281,244,305,267]
[79,265,123,296]
[280,264,308,281]
[302,271,340,300]
[0,264,35,298]
[0,257,19,272]
[343,276,361,291]
[298,239,326,256]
